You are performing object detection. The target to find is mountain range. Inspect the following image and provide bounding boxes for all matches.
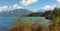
[0,9,33,17]
[0,9,53,17]
[36,9,46,13]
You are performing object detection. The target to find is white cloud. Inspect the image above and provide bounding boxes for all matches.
[57,0,60,3]
[0,3,23,12]
[20,0,38,6]
[13,4,23,9]
[13,4,18,8]
[17,6,23,9]
[41,5,56,10]
[0,6,8,12]
[2,6,8,9]
[0,4,23,12]
[0,5,23,12]
[0,7,2,12]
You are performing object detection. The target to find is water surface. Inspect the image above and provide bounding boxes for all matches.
[0,17,52,31]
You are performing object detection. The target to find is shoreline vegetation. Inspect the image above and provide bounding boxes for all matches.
[10,7,60,31]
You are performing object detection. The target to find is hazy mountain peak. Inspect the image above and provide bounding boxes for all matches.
[0,9,33,17]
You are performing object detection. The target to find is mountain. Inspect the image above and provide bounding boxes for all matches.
[26,9,46,17]
[26,9,53,17]
[36,9,46,13]
[44,10,53,16]
[0,9,33,17]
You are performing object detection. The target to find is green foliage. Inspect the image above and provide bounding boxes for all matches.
[47,7,60,26]
[35,17,40,24]
[16,17,33,24]
[53,8,60,16]
[17,17,24,24]
[14,16,41,25]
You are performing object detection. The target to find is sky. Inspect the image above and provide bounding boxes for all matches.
[0,0,60,12]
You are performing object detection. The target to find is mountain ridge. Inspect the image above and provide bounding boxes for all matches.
[0,9,33,17]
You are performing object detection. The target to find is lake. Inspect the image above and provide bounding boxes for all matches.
[0,17,52,31]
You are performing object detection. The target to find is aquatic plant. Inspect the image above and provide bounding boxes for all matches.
[10,24,42,31]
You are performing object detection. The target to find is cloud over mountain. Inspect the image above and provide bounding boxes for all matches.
[0,6,8,12]
[0,4,23,12]
[41,5,56,10]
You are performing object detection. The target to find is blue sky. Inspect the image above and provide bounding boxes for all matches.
[0,0,60,12]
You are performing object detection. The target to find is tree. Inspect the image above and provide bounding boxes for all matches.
[46,7,60,26]
[52,7,60,26]
[46,7,60,31]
